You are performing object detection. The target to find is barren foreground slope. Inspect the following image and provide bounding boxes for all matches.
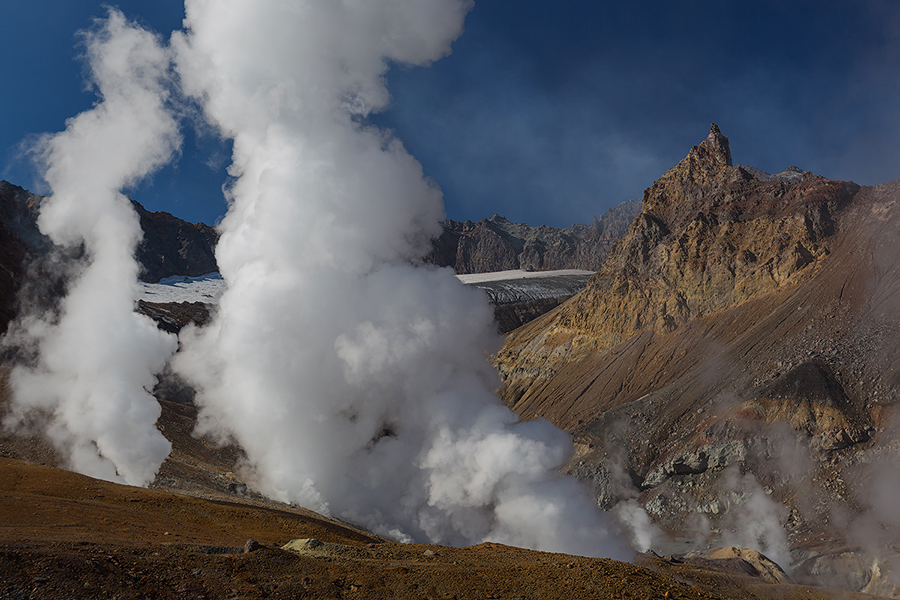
[0,457,881,600]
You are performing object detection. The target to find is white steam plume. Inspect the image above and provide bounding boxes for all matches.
[2,10,180,486]
[720,469,791,571]
[171,0,628,557]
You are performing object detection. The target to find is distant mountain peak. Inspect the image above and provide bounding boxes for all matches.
[426,199,642,275]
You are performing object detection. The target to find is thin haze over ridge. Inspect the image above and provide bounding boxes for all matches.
[2,1,632,558]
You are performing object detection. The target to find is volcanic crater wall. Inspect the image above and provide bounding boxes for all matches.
[495,125,900,585]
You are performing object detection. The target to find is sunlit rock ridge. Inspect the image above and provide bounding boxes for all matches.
[497,124,900,594]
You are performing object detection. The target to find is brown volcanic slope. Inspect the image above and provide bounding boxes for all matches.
[496,125,900,590]
[0,456,881,600]
[0,383,811,600]
[497,124,873,429]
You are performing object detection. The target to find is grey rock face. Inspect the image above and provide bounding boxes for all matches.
[426,200,641,274]
[132,201,218,283]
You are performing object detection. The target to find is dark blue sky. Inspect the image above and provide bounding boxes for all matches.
[2,1,899,227]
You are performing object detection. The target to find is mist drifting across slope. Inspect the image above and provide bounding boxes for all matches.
[1,11,180,485]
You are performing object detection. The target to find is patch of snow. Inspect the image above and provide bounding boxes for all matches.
[467,274,594,305]
[138,272,225,304]
[138,269,595,306]
[454,269,594,284]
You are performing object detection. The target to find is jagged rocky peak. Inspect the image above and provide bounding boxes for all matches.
[494,124,900,593]
[691,122,732,166]
[641,124,742,219]
[426,199,641,274]
[497,124,862,425]
[780,164,805,178]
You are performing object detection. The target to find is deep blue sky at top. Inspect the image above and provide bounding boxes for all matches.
[2,1,899,228]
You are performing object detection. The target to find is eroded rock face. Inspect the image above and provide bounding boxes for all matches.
[426,200,641,274]
[684,546,792,585]
[495,125,900,589]
[741,362,873,451]
[496,125,860,418]
[132,201,218,283]
[0,180,220,333]
[793,551,900,597]
[521,125,852,356]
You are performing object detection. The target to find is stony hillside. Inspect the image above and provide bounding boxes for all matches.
[426,200,641,274]
[0,180,217,283]
[496,125,900,595]
[132,201,218,283]
[0,357,863,599]
[0,419,876,600]
[0,180,218,337]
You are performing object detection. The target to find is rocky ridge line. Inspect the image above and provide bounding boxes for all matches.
[494,124,900,594]
[426,200,641,274]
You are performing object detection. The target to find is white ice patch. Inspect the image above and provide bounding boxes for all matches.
[455,269,594,284]
[139,272,225,304]
[137,269,592,305]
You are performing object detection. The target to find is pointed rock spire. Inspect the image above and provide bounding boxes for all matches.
[697,123,732,166]
[639,123,738,218]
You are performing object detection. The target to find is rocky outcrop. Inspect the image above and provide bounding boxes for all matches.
[426,200,640,274]
[135,300,211,335]
[497,124,858,420]
[495,125,900,584]
[466,272,594,333]
[132,201,218,283]
[740,362,873,451]
[554,126,851,346]
[793,550,900,597]
[739,164,807,183]
[684,546,792,585]
[492,297,569,334]
[0,180,220,333]
[0,180,219,282]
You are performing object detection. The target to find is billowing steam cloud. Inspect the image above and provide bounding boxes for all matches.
[2,10,180,485]
[169,0,626,556]
[2,0,629,558]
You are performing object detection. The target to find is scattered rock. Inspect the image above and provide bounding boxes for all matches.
[684,546,791,584]
[283,538,324,552]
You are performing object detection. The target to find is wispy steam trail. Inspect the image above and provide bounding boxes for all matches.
[2,10,180,485]
[171,0,627,556]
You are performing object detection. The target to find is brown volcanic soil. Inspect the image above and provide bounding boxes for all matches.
[0,374,876,599]
[0,457,882,600]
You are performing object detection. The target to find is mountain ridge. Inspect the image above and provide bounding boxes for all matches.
[426,200,641,274]
[494,124,900,593]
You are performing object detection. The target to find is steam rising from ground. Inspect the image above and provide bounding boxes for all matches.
[166,0,626,557]
[0,0,633,556]
[1,11,180,485]
[0,1,829,563]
